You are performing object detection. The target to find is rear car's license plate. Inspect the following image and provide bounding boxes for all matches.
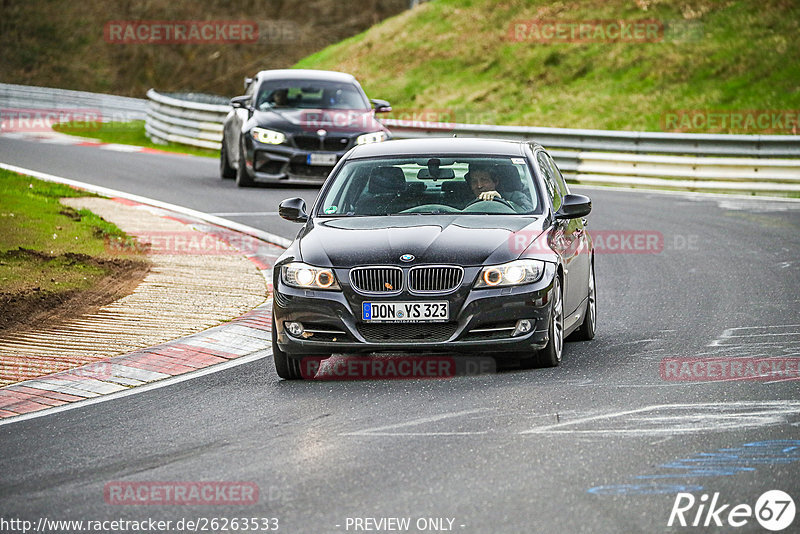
[307,153,337,166]
[362,302,448,322]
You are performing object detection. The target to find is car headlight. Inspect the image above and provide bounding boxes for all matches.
[251,127,286,145]
[355,131,388,145]
[282,262,340,290]
[474,259,545,288]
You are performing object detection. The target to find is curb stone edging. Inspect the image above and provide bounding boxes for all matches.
[0,166,288,423]
[0,303,274,420]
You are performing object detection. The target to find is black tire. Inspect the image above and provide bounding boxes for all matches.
[521,275,563,369]
[272,318,303,380]
[235,141,255,187]
[568,258,596,341]
[220,142,236,179]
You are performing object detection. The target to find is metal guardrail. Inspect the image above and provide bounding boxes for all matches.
[0,83,148,121]
[382,120,800,158]
[143,89,800,193]
[145,89,228,150]
[4,84,798,193]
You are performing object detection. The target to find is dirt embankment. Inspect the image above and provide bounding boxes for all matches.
[0,249,149,335]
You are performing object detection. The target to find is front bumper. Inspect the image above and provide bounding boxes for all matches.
[273,264,558,358]
[248,142,344,184]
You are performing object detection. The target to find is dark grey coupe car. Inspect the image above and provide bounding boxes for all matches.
[220,69,392,187]
[272,138,596,379]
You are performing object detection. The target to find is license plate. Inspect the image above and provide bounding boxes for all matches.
[307,153,337,166]
[362,302,449,322]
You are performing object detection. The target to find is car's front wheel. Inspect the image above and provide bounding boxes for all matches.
[520,275,563,369]
[272,318,303,380]
[235,141,255,187]
[220,142,236,179]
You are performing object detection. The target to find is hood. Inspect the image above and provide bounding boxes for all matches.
[298,215,546,268]
[252,108,386,134]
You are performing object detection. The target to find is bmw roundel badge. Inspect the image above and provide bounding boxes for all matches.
[400,254,415,262]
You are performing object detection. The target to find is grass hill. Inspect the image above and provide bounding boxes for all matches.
[295,0,800,133]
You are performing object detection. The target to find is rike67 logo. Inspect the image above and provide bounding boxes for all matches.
[668,490,795,531]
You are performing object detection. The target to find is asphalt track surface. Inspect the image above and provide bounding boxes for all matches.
[1,136,800,533]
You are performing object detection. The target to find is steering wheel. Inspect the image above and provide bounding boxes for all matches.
[466,196,516,210]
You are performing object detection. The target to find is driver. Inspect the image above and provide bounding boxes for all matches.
[271,89,289,107]
[465,163,532,211]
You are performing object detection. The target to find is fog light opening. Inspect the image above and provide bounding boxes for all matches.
[286,321,305,337]
[512,319,533,337]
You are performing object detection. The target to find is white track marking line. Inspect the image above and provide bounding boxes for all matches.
[342,408,490,436]
[708,324,800,346]
[765,377,800,384]
[520,401,800,435]
[729,325,800,330]
[0,162,292,248]
[0,350,269,427]
[100,143,144,152]
[722,332,800,338]
[520,406,653,434]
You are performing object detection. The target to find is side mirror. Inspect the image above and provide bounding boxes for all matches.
[555,194,592,220]
[370,98,392,113]
[230,95,251,109]
[279,197,309,223]
[243,77,253,90]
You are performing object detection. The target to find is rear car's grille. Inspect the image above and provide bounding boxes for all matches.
[408,266,463,293]
[350,267,402,294]
[293,135,351,152]
[357,322,458,342]
[293,136,321,150]
[323,136,350,151]
[288,163,332,178]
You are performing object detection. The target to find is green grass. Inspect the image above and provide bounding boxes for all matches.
[0,169,144,296]
[294,0,800,133]
[52,120,218,158]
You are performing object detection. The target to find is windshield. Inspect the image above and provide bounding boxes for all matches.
[317,156,541,216]
[255,79,369,111]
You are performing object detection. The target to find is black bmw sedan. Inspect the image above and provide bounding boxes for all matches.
[272,138,596,379]
[220,69,392,187]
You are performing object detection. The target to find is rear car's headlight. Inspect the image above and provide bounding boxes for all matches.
[355,131,388,145]
[474,259,545,288]
[282,262,340,290]
[251,127,286,145]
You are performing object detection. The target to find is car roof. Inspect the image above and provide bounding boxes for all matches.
[255,69,358,84]
[348,137,530,158]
